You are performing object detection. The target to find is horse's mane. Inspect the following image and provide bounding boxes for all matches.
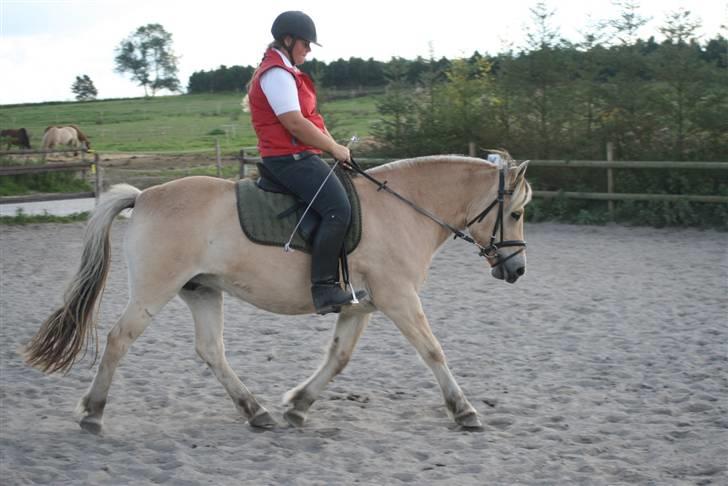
[69,124,89,142]
[372,151,532,212]
[372,150,531,176]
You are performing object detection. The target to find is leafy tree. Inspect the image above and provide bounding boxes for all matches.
[601,1,657,159]
[568,20,612,158]
[651,9,707,159]
[371,59,419,156]
[436,57,496,152]
[70,74,98,101]
[608,0,650,46]
[115,23,180,96]
[513,1,570,158]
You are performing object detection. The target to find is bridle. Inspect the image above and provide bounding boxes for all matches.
[463,167,527,267]
[346,159,527,269]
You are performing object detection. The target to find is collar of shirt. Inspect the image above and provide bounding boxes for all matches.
[272,48,298,72]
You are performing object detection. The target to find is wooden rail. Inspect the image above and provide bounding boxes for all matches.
[0,162,94,176]
[0,148,91,156]
[528,160,728,170]
[532,191,728,204]
[0,151,102,205]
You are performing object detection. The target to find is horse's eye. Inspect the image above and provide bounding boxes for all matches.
[511,212,522,221]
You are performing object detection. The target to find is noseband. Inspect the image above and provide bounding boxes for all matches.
[346,160,527,269]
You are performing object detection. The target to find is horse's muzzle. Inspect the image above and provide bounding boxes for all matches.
[490,252,526,284]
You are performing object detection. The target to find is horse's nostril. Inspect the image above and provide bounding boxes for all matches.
[516,266,525,276]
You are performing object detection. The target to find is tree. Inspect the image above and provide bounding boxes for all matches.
[608,0,650,46]
[602,1,657,159]
[515,1,571,158]
[652,9,707,159]
[71,75,98,101]
[114,23,180,96]
[372,59,419,156]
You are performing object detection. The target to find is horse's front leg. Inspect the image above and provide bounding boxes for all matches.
[283,312,371,427]
[379,288,482,429]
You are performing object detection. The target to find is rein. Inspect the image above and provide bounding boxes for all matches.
[346,158,526,268]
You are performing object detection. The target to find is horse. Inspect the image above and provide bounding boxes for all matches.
[0,128,31,150]
[24,154,532,433]
[41,125,90,156]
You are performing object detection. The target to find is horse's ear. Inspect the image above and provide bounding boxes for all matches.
[516,160,529,181]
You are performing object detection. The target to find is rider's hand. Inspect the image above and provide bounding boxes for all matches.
[330,144,351,163]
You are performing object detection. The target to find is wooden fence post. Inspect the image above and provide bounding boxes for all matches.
[215,138,222,178]
[94,152,102,206]
[606,142,615,220]
[239,150,246,179]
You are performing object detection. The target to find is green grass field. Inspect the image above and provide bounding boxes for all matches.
[0,92,381,154]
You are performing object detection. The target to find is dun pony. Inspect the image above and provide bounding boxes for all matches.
[26,154,531,433]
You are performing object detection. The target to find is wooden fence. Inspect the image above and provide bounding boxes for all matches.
[0,148,102,205]
[3,145,725,218]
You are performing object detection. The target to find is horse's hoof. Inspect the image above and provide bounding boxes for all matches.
[79,417,103,435]
[283,409,306,428]
[456,410,483,430]
[248,410,277,429]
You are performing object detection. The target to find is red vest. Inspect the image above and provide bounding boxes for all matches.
[248,49,326,157]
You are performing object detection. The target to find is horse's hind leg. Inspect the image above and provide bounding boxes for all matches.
[283,312,371,427]
[78,302,155,434]
[178,285,276,428]
[379,288,482,429]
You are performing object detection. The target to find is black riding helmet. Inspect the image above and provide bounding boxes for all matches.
[271,11,320,46]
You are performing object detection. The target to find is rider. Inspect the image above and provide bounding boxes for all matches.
[247,10,366,315]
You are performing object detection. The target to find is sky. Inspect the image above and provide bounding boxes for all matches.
[1,0,726,105]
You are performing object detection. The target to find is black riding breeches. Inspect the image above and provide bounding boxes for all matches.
[260,153,351,284]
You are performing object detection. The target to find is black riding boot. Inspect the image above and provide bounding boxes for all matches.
[311,216,367,315]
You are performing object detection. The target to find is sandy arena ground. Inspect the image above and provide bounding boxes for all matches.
[1,219,726,485]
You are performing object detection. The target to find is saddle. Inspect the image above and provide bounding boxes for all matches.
[235,163,362,254]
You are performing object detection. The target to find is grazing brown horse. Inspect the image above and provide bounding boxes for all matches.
[0,128,31,150]
[25,154,532,434]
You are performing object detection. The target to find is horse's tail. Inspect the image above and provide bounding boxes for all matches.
[41,127,53,150]
[25,184,142,374]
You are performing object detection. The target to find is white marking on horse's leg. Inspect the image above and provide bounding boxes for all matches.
[379,289,482,428]
[179,286,275,428]
[283,312,370,427]
[78,303,153,434]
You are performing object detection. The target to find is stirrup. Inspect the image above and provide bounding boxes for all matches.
[312,283,367,315]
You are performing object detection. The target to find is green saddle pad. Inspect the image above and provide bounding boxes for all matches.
[235,167,362,254]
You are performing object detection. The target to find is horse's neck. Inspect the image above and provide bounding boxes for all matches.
[372,158,494,243]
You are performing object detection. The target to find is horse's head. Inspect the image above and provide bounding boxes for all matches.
[467,157,531,284]
[19,128,31,149]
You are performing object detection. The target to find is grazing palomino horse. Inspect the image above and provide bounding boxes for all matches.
[0,128,31,149]
[25,154,531,433]
[41,125,90,156]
